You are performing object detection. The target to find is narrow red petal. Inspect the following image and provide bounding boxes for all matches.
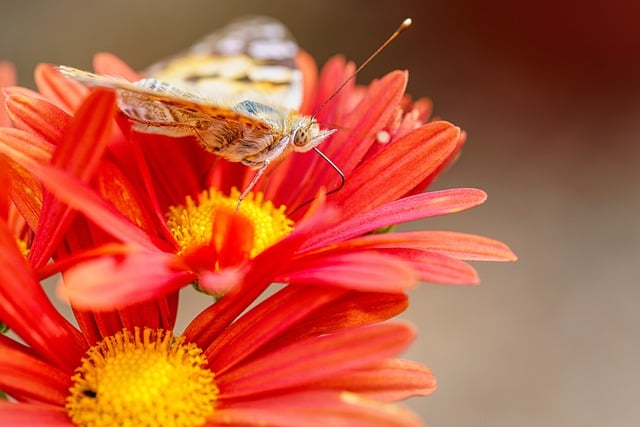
[311,359,437,401]
[58,250,193,311]
[296,50,318,115]
[282,251,417,293]
[5,94,71,144]
[0,61,17,127]
[211,391,423,427]
[377,248,481,285]
[217,322,416,398]
[34,63,88,113]
[29,89,116,267]
[208,286,347,375]
[0,127,54,163]
[283,70,408,210]
[335,121,460,218]
[259,292,408,352]
[302,188,487,251]
[0,219,87,374]
[329,71,409,175]
[196,268,243,294]
[94,160,159,237]
[46,164,161,249]
[93,52,140,80]
[0,401,71,425]
[184,205,341,349]
[340,230,518,261]
[3,158,43,231]
[0,337,71,405]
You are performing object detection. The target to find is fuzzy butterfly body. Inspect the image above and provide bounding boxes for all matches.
[57,16,335,183]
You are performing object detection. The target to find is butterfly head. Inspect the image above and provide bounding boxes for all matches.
[291,118,336,153]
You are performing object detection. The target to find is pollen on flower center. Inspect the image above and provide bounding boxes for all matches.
[166,187,293,258]
[66,328,217,427]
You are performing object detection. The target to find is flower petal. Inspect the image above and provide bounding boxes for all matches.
[302,188,488,251]
[28,89,117,267]
[184,205,341,349]
[258,292,408,353]
[208,286,347,374]
[335,121,460,218]
[377,248,481,285]
[0,335,72,405]
[311,359,437,401]
[211,390,423,427]
[57,250,193,311]
[29,163,162,250]
[339,230,518,261]
[1,157,43,231]
[34,63,88,113]
[282,251,417,292]
[0,61,17,127]
[0,401,71,425]
[4,94,71,143]
[295,50,318,115]
[93,52,140,80]
[217,322,416,398]
[0,219,87,374]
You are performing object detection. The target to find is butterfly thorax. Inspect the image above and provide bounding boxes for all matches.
[222,100,334,167]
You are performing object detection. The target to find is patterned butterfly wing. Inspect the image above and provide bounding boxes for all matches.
[144,16,303,111]
[57,66,275,159]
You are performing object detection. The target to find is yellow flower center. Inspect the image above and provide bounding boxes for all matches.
[166,187,293,258]
[66,328,217,427]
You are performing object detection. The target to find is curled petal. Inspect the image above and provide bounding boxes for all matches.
[58,249,194,311]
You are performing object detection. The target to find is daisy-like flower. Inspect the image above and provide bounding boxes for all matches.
[0,216,435,426]
[0,52,515,310]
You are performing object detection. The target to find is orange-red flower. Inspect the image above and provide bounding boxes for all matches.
[0,217,434,426]
[0,53,516,310]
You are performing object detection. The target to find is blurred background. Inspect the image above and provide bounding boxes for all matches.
[2,1,639,425]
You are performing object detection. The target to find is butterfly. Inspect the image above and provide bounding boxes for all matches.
[57,16,336,202]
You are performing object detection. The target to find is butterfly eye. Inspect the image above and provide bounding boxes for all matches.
[293,127,309,147]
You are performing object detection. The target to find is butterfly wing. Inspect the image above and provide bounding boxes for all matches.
[144,16,303,110]
[58,65,276,159]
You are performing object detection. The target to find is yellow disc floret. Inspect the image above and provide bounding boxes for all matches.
[166,187,293,258]
[66,328,217,427]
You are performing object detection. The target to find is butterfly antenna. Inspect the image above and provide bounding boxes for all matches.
[311,18,412,118]
[313,147,345,196]
[289,147,345,216]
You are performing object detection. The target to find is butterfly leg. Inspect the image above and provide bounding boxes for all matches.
[236,160,269,211]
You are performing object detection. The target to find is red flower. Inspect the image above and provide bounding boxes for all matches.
[0,217,434,426]
[0,52,515,310]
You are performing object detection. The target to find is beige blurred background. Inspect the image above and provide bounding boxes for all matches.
[3,1,639,426]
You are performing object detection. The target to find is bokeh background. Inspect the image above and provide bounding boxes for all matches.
[2,1,639,426]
